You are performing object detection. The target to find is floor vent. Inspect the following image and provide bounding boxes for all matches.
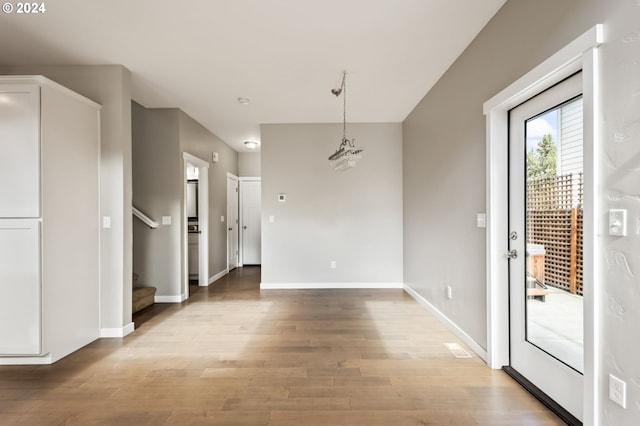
[445,342,472,358]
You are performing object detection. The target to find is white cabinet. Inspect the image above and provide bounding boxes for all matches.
[0,76,101,364]
[0,220,40,355]
[0,86,40,218]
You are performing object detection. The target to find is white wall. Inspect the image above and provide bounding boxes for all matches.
[238,152,261,177]
[261,123,403,286]
[403,0,640,423]
[0,65,133,334]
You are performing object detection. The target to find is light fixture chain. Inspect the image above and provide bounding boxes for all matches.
[342,71,347,142]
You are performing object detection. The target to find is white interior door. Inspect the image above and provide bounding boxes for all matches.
[508,72,584,420]
[227,175,239,270]
[241,179,261,265]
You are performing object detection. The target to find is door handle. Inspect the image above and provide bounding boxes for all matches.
[505,249,518,259]
[243,226,247,229]
[228,227,232,231]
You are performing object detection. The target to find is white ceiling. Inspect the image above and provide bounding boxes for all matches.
[0,0,506,152]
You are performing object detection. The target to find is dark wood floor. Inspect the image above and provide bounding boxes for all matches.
[0,267,563,425]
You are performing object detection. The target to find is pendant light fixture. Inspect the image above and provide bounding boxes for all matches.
[328,71,363,171]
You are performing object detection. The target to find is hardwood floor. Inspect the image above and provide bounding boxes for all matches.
[0,267,564,425]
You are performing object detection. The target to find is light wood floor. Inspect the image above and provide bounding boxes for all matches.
[0,267,564,425]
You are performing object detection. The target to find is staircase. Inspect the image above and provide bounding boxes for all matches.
[132,273,156,314]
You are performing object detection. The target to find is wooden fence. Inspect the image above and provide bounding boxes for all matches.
[527,173,583,295]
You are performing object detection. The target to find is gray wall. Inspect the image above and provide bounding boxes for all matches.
[131,104,181,297]
[403,0,640,423]
[131,104,239,298]
[0,64,133,332]
[261,123,403,285]
[238,152,261,177]
[178,111,239,278]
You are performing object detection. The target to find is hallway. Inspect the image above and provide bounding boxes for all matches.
[0,267,563,425]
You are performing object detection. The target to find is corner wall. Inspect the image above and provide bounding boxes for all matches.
[178,111,239,279]
[261,123,403,286]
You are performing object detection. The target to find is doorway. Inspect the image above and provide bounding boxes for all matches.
[183,153,209,299]
[227,174,239,271]
[507,72,583,420]
[483,25,601,425]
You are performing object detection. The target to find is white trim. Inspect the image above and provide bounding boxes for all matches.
[183,152,210,169]
[260,282,403,290]
[182,152,210,298]
[154,295,184,303]
[404,285,487,362]
[581,43,601,426]
[209,268,229,285]
[100,322,134,338]
[483,24,602,424]
[0,353,53,365]
[483,24,602,371]
[226,174,239,271]
[483,25,603,113]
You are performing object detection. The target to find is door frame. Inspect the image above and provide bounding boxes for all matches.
[226,173,239,271]
[483,25,602,424]
[239,177,261,267]
[182,153,209,298]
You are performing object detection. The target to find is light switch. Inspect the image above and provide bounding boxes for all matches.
[221,216,225,222]
[269,215,275,223]
[476,213,486,228]
[162,216,172,225]
[102,216,111,229]
[609,209,627,236]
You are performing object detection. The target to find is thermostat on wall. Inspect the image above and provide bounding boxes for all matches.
[278,193,286,202]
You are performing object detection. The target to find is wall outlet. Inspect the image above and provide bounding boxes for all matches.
[162,216,172,225]
[102,216,111,229]
[330,260,337,269]
[446,285,453,300]
[609,209,627,236]
[609,374,627,408]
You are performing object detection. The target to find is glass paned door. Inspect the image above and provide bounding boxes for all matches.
[525,98,584,373]
[508,73,584,420]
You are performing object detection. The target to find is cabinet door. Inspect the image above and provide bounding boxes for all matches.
[0,85,41,218]
[0,220,41,355]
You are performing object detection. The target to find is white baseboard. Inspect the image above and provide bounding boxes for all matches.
[0,353,53,365]
[209,269,229,285]
[100,322,134,338]
[154,295,184,303]
[260,282,404,290]
[403,284,487,362]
